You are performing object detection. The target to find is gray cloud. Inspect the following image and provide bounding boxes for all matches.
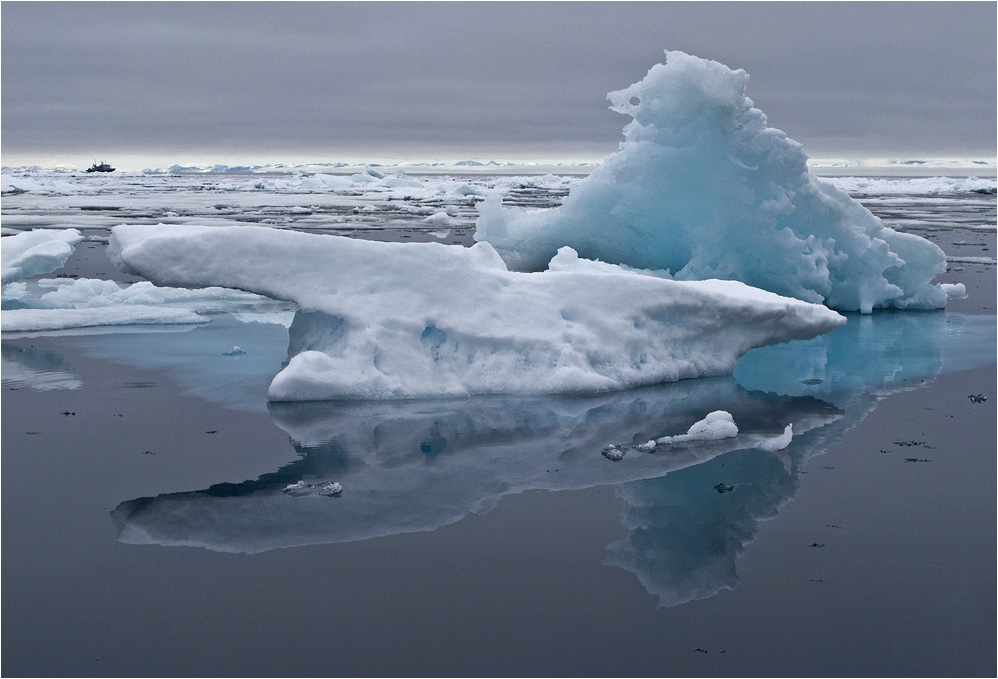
[2,1,995,165]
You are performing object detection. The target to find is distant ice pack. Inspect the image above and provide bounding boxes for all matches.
[475,51,965,313]
[109,224,844,400]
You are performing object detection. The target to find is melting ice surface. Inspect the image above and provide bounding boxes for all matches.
[108,223,843,399]
[476,51,965,313]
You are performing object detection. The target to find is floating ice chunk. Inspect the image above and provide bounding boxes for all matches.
[0,175,78,195]
[827,176,997,195]
[282,480,343,497]
[12,278,269,311]
[475,51,963,313]
[633,440,658,453]
[756,423,793,451]
[282,481,313,497]
[1,229,84,285]
[316,482,343,497]
[423,212,456,227]
[298,173,353,191]
[1,305,209,332]
[381,173,422,189]
[222,346,246,357]
[450,183,484,197]
[602,444,626,461]
[108,224,845,400]
[656,410,739,445]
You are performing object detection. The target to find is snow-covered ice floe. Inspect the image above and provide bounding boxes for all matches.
[2,271,278,336]
[108,223,844,400]
[1,228,84,285]
[475,51,966,313]
[1,305,209,333]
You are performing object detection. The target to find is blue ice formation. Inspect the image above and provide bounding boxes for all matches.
[475,51,964,313]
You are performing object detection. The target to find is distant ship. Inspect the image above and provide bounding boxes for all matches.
[86,161,115,173]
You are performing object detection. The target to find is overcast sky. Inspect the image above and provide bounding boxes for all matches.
[2,1,995,168]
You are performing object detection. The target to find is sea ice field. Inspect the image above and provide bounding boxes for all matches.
[3,164,995,676]
[3,52,996,677]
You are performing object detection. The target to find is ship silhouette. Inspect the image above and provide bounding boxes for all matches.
[86,160,115,173]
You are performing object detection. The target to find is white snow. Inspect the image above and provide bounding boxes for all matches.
[1,228,83,284]
[826,176,996,195]
[1,271,277,333]
[655,410,739,445]
[1,305,208,332]
[756,423,794,451]
[474,51,967,313]
[3,277,270,311]
[108,223,845,400]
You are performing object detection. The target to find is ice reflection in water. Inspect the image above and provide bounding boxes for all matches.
[1,342,81,390]
[16,308,987,607]
[113,377,840,553]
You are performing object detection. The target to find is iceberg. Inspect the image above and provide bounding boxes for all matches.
[475,51,965,313]
[1,228,83,285]
[108,223,844,400]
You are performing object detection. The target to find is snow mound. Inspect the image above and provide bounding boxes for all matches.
[1,229,84,285]
[108,224,845,400]
[656,410,739,445]
[475,51,964,313]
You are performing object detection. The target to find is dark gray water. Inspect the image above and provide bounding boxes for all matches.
[2,180,995,677]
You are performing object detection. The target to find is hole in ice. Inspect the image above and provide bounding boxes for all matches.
[420,325,447,361]
[628,96,640,107]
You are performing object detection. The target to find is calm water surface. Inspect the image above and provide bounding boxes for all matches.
[2,182,995,676]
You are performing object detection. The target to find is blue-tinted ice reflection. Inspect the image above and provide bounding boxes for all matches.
[61,313,292,412]
[607,449,794,608]
[734,311,996,400]
[113,378,840,553]
[95,310,993,606]
[1,342,81,390]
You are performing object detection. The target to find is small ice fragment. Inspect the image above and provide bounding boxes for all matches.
[282,480,312,496]
[757,423,793,451]
[423,211,456,226]
[657,410,738,445]
[223,346,246,356]
[601,444,626,461]
[633,440,657,453]
[316,481,343,496]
